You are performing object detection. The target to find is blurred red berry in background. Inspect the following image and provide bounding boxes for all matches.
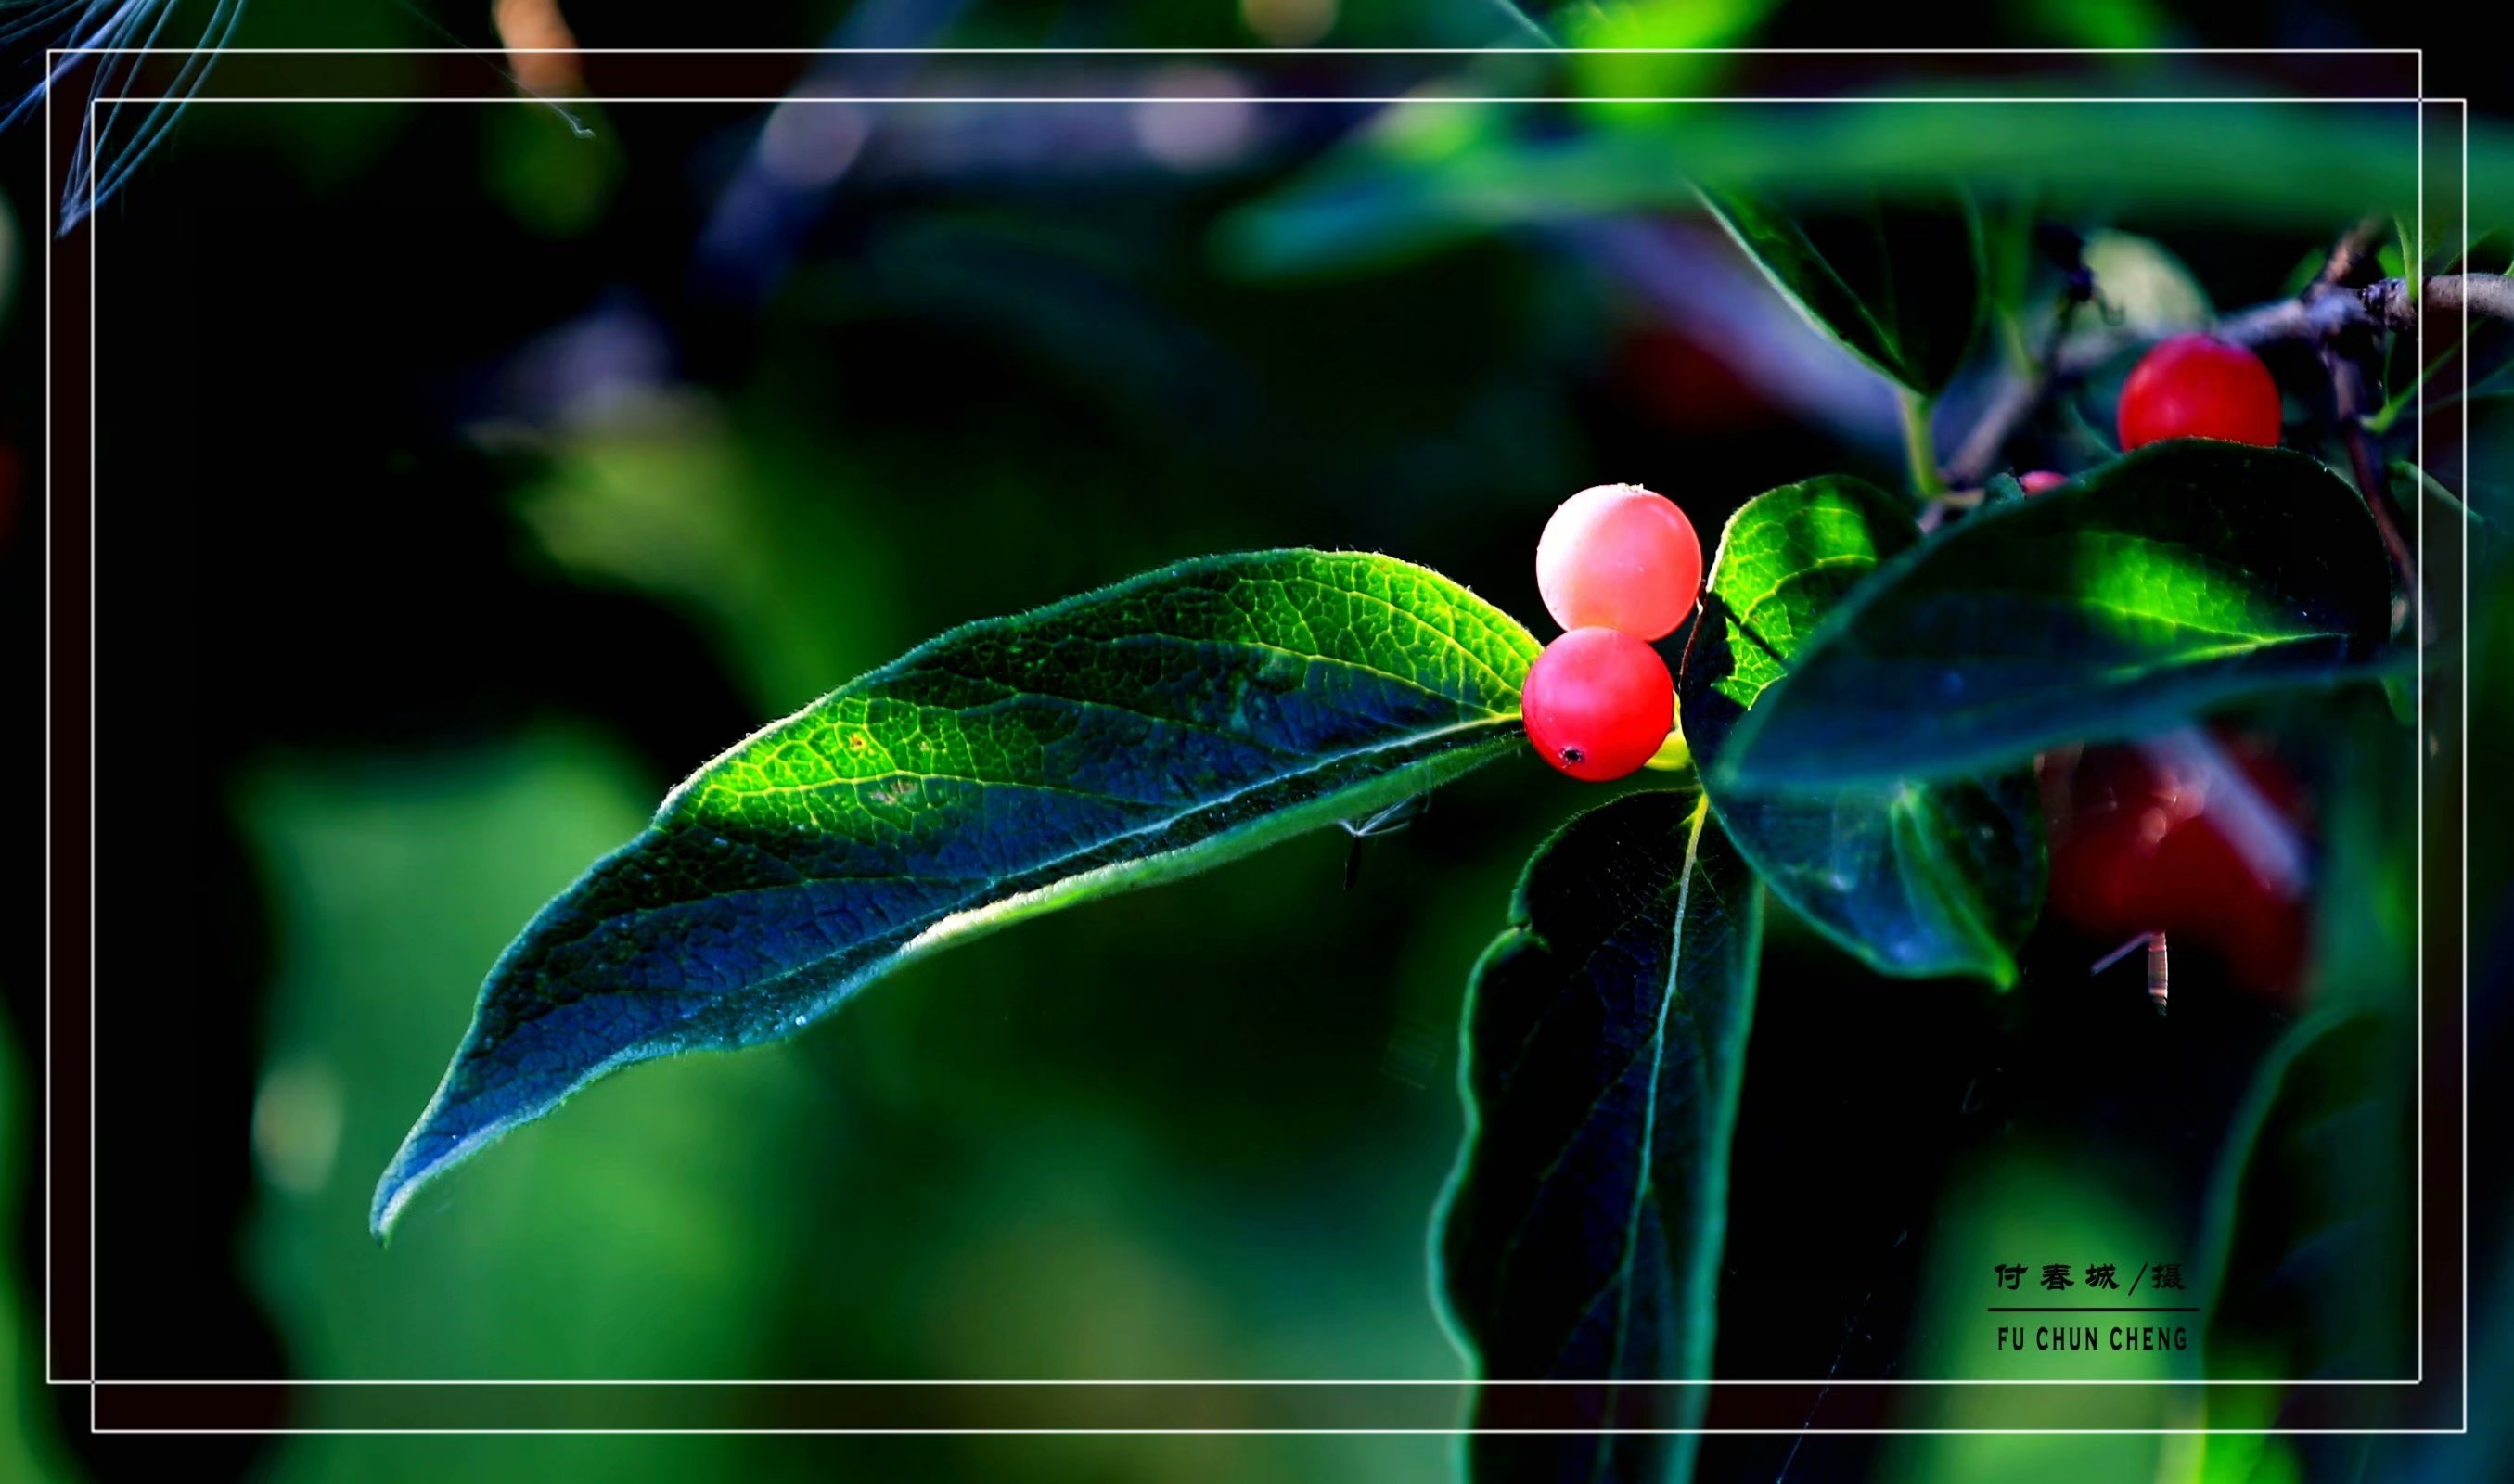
[2046,731,2313,998]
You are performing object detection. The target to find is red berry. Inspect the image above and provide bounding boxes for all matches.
[2019,469,2069,493]
[2046,736,2311,997]
[1535,483,1703,642]
[1522,627,1674,782]
[2116,333,2283,451]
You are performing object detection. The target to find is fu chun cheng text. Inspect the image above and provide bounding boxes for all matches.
[1996,1324,2190,1352]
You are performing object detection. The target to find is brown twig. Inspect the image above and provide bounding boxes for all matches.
[2323,344,2422,634]
[1940,285,2089,490]
[2361,273,2514,331]
[1941,263,2505,556]
[2315,215,2392,290]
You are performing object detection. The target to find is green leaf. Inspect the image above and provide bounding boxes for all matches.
[1715,442,2400,791]
[1437,787,1762,1484]
[374,550,1540,1236]
[1698,186,1984,395]
[2079,228,2213,338]
[1222,101,2493,280]
[2191,1011,2414,1383]
[1679,475,2043,985]
[2390,459,2488,529]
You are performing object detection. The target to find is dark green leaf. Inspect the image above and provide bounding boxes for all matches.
[374,550,1540,1236]
[2190,723,2418,1386]
[2192,1012,2414,1383]
[1716,443,2400,791]
[1680,475,2044,986]
[1698,186,1984,395]
[1439,787,1762,1484]
[1222,103,2490,279]
[2390,459,2487,528]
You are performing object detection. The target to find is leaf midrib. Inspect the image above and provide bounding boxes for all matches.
[559,712,1523,1004]
[1591,799,1711,1404]
[703,622,1522,807]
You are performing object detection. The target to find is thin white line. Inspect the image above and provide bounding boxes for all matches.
[2413,55,2424,1388]
[85,94,99,1439]
[67,86,2434,1400]
[80,1426,2484,1437]
[43,45,2432,55]
[40,8,56,1390]
[117,95,2434,105]
[82,1377,2424,1387]
[58,55,2455,1427]
[2457,95,2470,1440]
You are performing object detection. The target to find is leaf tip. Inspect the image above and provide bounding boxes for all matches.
[367,1131,437,1244]
[367,1078,506,1244]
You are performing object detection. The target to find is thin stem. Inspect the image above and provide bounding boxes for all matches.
[1897,388,1944,503]
[2325,346,2422,633]
[1943,292,2088,490]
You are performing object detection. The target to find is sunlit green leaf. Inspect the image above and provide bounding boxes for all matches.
[1680,475,2043,986]
[1438,787,1762,1484]
[375,551,1540,1235]
[1715,443,2400,790]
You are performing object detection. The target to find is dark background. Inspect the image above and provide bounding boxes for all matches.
[4,3,2508,1481]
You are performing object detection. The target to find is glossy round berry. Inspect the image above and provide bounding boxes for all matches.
[2116,334,2283,451]
[1535,483,1703,642]
[1522,627,1675,782]
[2018,469,2069,493]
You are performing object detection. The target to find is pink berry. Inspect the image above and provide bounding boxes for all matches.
[1522,628,1674,783]
[1535,483,1703,642]
[2117,334,2282,451]
[2019,470,2069,493]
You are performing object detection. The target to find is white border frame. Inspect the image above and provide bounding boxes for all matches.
[36,45,2470,1438]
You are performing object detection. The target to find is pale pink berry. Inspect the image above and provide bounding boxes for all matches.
[1535,483,1703,642]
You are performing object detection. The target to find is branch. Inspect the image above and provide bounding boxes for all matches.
[2042,274,2512,377]
[2360,273,2514,332]
[2323,345,2419,633]
[1937,233,2505,518]
[2315,215,2391,290]
[1945,272,2514,485]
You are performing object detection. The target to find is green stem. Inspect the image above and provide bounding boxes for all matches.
[1897,388,1945,503]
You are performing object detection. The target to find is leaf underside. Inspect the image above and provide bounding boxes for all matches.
[1439,787,1764,1484]
[1681,475,2044,987]
[374,549,1539,1236]
[1698,185,1984,395]
[1715,442,2401,791]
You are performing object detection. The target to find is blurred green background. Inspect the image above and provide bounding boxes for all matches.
[3,3,2508,1481]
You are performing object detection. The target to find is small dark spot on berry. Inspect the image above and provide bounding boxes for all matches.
[1561,747,1585,764]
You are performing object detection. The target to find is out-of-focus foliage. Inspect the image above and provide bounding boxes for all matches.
[1223,99,2477,279]
[2,1017,71,1482]
[2,5,2502,1481]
